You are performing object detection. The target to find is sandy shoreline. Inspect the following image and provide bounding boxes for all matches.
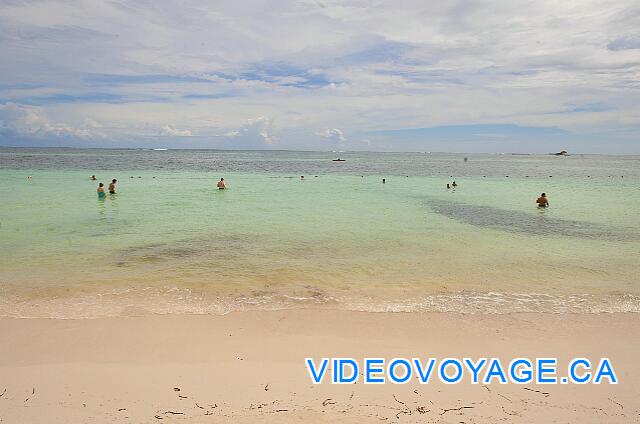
[1,310,639,423]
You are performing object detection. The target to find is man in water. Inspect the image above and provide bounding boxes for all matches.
[90,175,97,181]
[382,178,386,184]
[217,178,226,189]
[97,182,106,198]
[452,181,458,187]
[536,192,549,208]
[108,179,117,194]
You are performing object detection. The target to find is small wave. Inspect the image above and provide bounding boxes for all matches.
[0,288,638,319]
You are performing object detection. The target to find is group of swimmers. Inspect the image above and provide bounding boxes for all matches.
[94,177,117,198]
[445,179,549,207]
[95,176,224,195]
[93,174,550,208]
[445,180,549,207]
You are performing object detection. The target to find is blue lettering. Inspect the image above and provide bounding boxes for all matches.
[365,358,385,384]
[335,358,358,384]
[464,358,487,384]
[306,358,329,384]
[536,358,557,384]
[569,358,591,383]
[509,358,533,383]
[440,359,463,384]
[388,358,412,384]
[413,358,436,384]
[483,359,507,384]
[594,358,617,384]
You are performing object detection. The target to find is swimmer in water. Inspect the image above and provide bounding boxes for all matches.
[452,181,458,187]
[108,179,117,194]
[382,178,386,184]
[217,178,225,189]
[90,175,97,181]
[447,183,450,189]
[300,175,305,180]
[536,192,549,208]
[97,182,106,198]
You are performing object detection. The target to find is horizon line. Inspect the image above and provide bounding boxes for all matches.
[2,144,639,157]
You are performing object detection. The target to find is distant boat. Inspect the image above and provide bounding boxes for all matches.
[332,158,346,162]
[153,148,168,151]
[552,150,568,156]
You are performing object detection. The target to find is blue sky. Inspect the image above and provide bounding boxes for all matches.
[0,0,639,153]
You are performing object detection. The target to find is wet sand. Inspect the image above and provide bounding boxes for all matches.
[1,310,639,423]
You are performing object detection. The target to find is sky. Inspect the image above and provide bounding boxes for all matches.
[0,0,639,153]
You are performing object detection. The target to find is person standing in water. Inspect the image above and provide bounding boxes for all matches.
[536,192,549,208]
[217,178,226,189]
[97,182,106,198]
[108,179,117,194]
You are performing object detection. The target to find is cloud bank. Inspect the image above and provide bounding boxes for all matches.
[0,0,639,152]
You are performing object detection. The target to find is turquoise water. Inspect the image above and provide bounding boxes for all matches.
[1,149,639,317]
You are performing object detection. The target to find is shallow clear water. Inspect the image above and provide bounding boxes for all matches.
[1,148,639,317]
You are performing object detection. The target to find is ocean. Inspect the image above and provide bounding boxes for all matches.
[1,147,639,317]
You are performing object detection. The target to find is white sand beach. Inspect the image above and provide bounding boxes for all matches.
[1,310,638,423]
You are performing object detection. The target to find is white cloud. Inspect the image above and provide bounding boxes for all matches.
[316,128,346,145]
[231,117,274,144]
[0,102,94,139]
[161,124,192,137]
